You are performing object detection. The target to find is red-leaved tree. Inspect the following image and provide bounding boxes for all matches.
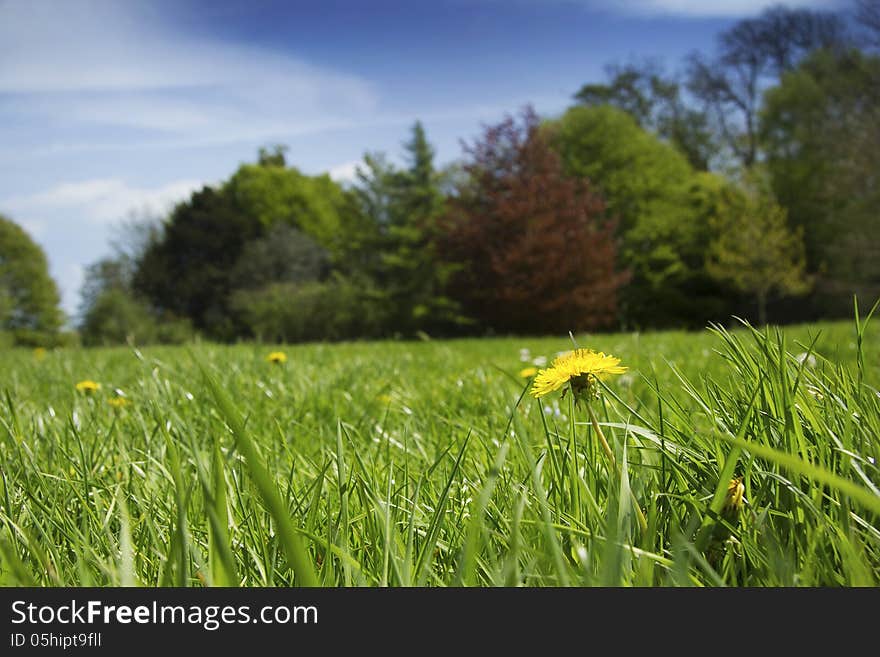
[438,107,627,334]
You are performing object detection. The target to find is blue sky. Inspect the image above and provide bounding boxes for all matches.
[0,0,847,320]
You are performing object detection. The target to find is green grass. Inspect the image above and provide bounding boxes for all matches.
[1,316,878,586]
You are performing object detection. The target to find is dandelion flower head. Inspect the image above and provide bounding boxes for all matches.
[519,366,538,379]
[723,477,745,515]
[267,351,287,364]
[530,349,626,399]
[75,380,101,394]
[107,397,130,409]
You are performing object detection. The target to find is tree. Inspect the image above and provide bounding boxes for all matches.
[78,215,195,346]
[386,121,461,332]
[230,275,387,343]
[0,214,63,344]
[229,223,329,292]
[350,122,462,335]
[133,185,263,339]
[227,223,355,342]
[132,149,369,341]
[550,105,731,327]
[224,161,351,260]
[257,143,289,167]
[439,107,625,334]
[686,5,849,167]
[79,288,157,346]
[574,62,717,170]
[760,48,880,313]
[706,170,811,325]
[78,216,159,321]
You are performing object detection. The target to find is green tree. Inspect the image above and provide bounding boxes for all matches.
[133,185,262,339]
[549,105,731,327]
[78,217,157,319]
[388,121,460,332]
[352,122,462,335]
[706,171,811,325]
[230,275,387,343]
[761,48,880,313]
[226,223,367,342]
[229,223,329,292]
[0,214,63,345]
[78,257,132,322]
[79,288,157,346]
[257,143,289,167]
[575,62,717,170]
[132,149,364,340]
[224,160,351,260]
[79,216,193,346]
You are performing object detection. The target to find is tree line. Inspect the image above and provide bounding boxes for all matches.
[2,3,878,347]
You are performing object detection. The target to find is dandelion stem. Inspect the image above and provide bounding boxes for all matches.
[587,402,616,467]
[586,402,648,534]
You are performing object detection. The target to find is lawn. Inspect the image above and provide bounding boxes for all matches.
[1,316,878,586]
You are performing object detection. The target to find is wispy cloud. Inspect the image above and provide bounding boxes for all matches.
[0,0,378,146]
[3,178,205,225]
[0,95,571,165]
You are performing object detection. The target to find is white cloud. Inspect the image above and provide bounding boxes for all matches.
[590,0,844,18]
[327,160,363,185]
[17,217,48,240]
[3,178,204,225]
[0,0,378,144]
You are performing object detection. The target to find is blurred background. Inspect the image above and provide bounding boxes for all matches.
[1,0,877,347]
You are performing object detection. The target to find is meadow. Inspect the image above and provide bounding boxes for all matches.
[1,314,878,587]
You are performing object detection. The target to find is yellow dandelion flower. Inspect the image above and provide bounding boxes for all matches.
[107,397,130,409]
[519,366,538,378]
[722,477,745,516]
[530,348,627,399]
[266,351,287,364]
[33,347,47,361]
[75,380,101,394]
[711,476,746,550]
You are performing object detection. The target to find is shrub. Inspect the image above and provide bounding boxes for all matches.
[231,275,388,343]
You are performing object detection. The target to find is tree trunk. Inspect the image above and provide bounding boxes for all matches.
[757,289,768,326]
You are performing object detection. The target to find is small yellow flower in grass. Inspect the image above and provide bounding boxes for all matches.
[107,397,130,409]
[75,380,101,394]
[710,476,746,552]
[518,366,538,379]
[722,476,745,518]
[33,347,47,361]
[266,351,287,364]
[529,348,627,400]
